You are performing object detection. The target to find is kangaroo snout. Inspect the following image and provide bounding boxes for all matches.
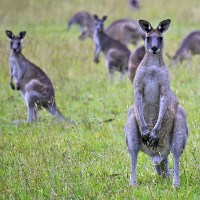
[150,46,160,54]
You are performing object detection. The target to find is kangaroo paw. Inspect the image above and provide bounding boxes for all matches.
[149,136,159,149]
[142,134,149,145]
[10,82,15,90]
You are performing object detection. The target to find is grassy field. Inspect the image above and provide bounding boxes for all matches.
[0,0,200,199]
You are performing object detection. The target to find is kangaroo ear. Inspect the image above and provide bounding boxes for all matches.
[18,31,26,40]
[93,15,98,20]
[157,19,171,33]
[5,30,14,39]
[138,20,153,33]
[102,16,107,22]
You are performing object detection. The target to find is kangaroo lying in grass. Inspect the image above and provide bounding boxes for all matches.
[128,45,145,83]
[6,30,69,123]
[125,19,188,187]
[93,15,131,81]
[166,30,200,65]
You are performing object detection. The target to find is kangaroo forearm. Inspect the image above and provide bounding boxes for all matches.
[154,95,169,130]
[17,63,26,81]
[135,94,147,128]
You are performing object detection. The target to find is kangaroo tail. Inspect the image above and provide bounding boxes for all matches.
[47,103,71,123]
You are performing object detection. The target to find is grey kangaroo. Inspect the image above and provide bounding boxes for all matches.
[93,15,131,81]
[105,19,145,47]
[6,30,68,123]
[67,11,94,40]
[127,0,140,10]
[128,45,145,82]
[166,30,200,65]
[125,19,188,187]
[68,11,144,47]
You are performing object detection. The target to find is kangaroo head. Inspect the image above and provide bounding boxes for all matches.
[93,15,107,33]
[138,19,171,54]
[5,30,26,53]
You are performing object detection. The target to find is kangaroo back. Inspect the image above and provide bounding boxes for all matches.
[105,19,145,46]
[167,30,200,64]
[128,45,145,82]
[68,11,94,40]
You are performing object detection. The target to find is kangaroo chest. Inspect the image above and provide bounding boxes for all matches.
[141,66,167,129]
[94,32,101,47]
[143,66,161,105]
[9,55,20,80]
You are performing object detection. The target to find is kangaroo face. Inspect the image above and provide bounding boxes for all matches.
[6,30,26,53]
[139,19,171,54]
[93,15,107,33]
[145,31,164,54]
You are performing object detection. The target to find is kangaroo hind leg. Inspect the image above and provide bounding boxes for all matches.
[125,105,140,186]
[171,105,188,187]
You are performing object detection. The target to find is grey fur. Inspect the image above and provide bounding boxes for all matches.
[6,30,69,123]
[125,20,188,187]
[93,15,131,81]
[67,11,94,40]
[105,19,145,46]
[128,45,145,83]
[68,11,145,47]
[128,0,140,10]
[166,30,200,65]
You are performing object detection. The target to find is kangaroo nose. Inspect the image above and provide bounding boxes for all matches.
[151,46,158,53]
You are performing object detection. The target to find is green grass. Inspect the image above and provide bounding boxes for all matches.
[0,0,200,199]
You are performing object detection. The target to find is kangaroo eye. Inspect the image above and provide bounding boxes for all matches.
[159,37,163,41]
[11,42,13,45]
[18,42,21,46]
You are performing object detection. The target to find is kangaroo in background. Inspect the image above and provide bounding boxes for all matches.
[127,0,140,10]
[67,11,94,40]
[105,19,145,47]
[93,15,131,81]
[68,11,144,47]
[166,30,200,65]
[6,30,69,123]
[128,45,145,83]
[125,19,188,187]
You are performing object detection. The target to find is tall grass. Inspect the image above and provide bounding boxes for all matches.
[0,0,200,199]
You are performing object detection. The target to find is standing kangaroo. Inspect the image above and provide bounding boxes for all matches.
[93,15,131,81]
[6,30,68,123]
[105,19,145,47]
[128,45,145,83]
[67,11,94,40]
[125,19,188,187]
[166,30,200,65]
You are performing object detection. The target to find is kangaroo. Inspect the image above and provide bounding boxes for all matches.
[105,19,145,47]
[166,30,200,65]
[128,45,145,82]
[128,0,140,10]
[67,11,94,40]
[93,15,131,81]
[124,19,188,187]
[6,30,69,123]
